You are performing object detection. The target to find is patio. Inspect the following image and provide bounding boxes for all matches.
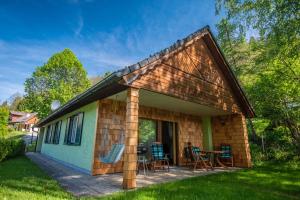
[26,152,239,197]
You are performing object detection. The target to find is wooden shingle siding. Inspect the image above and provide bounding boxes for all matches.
[123,88,139,189]
[92,99,204,175]
[93,100,126,175]
[122,38,241,114]
[212,114,252,167]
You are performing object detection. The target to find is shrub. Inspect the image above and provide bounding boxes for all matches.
[0,138,25,162]
[250,143,267,166]
[0,139,9,162]
[0,106,9,138]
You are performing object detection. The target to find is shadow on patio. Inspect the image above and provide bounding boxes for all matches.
[26,152,238,197]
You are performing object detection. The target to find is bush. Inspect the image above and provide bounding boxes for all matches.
[0,106,9,138]
[0,138,25,162]
[250,143,267,166]
[0,139,9,162]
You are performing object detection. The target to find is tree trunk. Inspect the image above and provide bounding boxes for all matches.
[248,119,260,145]
[284,118,300,155]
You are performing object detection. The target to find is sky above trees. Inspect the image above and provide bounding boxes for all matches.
[0,0,224,101]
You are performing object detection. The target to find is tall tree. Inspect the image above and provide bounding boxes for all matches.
[215,0,300,154]
[23,49,91,118]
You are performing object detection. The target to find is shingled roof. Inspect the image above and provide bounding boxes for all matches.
[35,26,254,127]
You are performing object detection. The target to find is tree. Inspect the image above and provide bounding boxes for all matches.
[5,93,23,111]
[0,106,9,138]
[23,49,91,119]
[215,0,300,155]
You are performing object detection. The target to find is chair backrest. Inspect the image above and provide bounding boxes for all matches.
[151,143,164,160]
[187,145,201,162]
[192,146,201,155]
[220,144,232,158]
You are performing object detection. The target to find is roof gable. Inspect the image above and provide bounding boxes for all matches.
[121,27,254,117]
[36,26,254,127]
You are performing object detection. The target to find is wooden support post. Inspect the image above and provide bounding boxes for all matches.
[123,87,139,189]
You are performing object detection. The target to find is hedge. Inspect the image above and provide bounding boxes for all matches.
[0,138,26,162]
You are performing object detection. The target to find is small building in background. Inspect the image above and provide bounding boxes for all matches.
[9,111,39,132]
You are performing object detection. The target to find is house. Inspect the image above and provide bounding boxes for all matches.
[35,26,254,189]
[9,111,38,132]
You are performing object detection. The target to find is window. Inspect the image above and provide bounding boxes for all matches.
[52,121,62,144]
[44,125,52,143]
[138,119,157,145]
[44,121,62,144]
[64,112,84,145]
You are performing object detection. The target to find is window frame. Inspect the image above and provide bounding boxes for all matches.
[64,112,84,146]
[44,120,62,144]
[44,125,52,143]
[52,121,62,144]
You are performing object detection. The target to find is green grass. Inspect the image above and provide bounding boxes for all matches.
[0,156,299,200]
[0,156,72,200]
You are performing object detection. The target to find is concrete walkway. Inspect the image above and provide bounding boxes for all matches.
[26,152,239,197]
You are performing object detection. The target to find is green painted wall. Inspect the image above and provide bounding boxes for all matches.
[202,116,213,151]
[41,102,98,173]
[36,127,45,152]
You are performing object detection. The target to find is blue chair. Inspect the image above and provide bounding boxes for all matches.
[151,142,169,172]
[187,143,213,171]
[220,144,234,167]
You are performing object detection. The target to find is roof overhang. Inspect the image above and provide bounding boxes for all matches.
[35,75,127,127]
[108,89,231,117]
[202,29,255,117]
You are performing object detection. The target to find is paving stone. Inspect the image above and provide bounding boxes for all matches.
[26,152,239,197]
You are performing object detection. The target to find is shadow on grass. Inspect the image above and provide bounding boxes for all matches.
[85,162,300,200]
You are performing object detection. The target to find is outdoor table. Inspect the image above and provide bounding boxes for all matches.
[137,145,149,175]
[203,150,227,168]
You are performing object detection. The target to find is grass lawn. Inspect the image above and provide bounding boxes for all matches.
[0,156,299,200]
[0,156,72,200]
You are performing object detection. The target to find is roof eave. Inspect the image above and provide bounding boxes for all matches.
[203,29,255,118]
[35,73,126,127]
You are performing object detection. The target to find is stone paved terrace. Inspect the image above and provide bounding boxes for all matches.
[26,152,239,197]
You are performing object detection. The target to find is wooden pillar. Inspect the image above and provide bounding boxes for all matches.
[237,114,252,167]
[123,87,139,189]
[202,116,213,151]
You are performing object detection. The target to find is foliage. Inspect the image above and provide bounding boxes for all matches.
[0,106,9,138]
[138,119,156,145]
[22,48,91,119]
[0,137,25,162]
[215,0,300,158]
[3,92,24,111]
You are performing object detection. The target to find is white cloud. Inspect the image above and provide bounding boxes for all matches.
[74,15,84,37]
[0,81,24,101]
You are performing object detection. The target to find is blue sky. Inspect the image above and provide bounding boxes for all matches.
[0,0,222,102]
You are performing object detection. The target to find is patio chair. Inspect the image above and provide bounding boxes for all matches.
[187,143,213,171]
[219,144,234,167]
[151,142,169,172]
